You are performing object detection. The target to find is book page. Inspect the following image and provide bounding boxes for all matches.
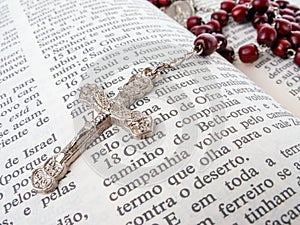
[1,0,300,225]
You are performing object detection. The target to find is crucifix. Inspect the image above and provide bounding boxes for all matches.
[31,50,197,194]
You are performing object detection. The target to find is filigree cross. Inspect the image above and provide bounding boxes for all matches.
[31,74,155,194]
[31,49,197,194]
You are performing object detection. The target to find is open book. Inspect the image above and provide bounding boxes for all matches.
[1,0,299,224]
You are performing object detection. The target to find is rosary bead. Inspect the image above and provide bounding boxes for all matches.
[211,9,229,26]
[289,31,300,49]
[275,18,292,35]
[257,24,278,46]
[286,4,299,12]
[271,38,292,58]
[280,8,295,17]
[294,48,300,66]
[270,2,280,8]
[282,14,296,22]
[217,46,235,63]
[275,0,290,9]
[194,33,218,56]
[221,0,236,13]
[238,44,259,63]
[238,0,251,4]
[206,20,222,33]
[187,16,203,30]
[252,0,269,14]
[158,0,171,7]
[214,33,228,50]
[231,5,249,22]
[291,22,300,31]
[190,25,212,36]
[252,13,269,28]
[148,0,158,6]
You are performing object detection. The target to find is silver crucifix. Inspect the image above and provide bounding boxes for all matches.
[31,73,156,193]
[31,50,198,194]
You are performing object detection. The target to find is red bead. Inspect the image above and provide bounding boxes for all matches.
[294,48,300,66]
[252,0,269,14]
[287,4,299,12]
[218,46,235,63]
[158,0,171,7]
[238,44,259,63]
[190,25,212,36]
[206,20,222,33]
[231,5,249,22]
[289,31,300,49]
[271,39,292,58]
[291,22,300,31]
[148,0,158,6]
[252,13,268,28]
[158,0,170,7]
[257,24,277,46]
[211,9,229,26]
[275,0,289,9]
[194,33,218,56]
[270,2,280,8]
[187,16,203,30]
[282,14,296,22]
[280,8,295,16]
[238,0,251,4]
[275,18,292,35]
[214,33,228,50]
[221,0,236,13]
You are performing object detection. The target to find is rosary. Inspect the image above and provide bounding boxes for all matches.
[32,0,300,194]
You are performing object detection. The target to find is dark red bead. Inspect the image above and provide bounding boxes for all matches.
[275,18,292,35]
[257,24,278,46]
[238,44,259,63]
[282,14,296,22]
[275,0,289,9]
[238,0,251,4]
[287,4,299,12]
[206,20,222,33]
[187,16,203,30]
[280,8,295,16]
[231,5,249,22]
[252,0,269,14]
[294,48,300,66]
[296,16,300,23]
[289,31,300,49]
[252,13,269,28]
[271,39,292,58]
[158,0,170,7]
[270,2,280,8]
[148,0,158,6]
[218,46,235,63]
[214,33,228,50]
[211,9,229,26]
[221,0,236,13]
[190,25,212,36]
[291,22,300,31]
[194,33,218,56]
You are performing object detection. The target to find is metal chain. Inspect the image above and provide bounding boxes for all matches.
[142,48,200,79]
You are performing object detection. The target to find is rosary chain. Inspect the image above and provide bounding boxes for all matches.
[142,48,199,79]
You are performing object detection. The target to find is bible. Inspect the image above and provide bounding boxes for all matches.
[0,0,300,224]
